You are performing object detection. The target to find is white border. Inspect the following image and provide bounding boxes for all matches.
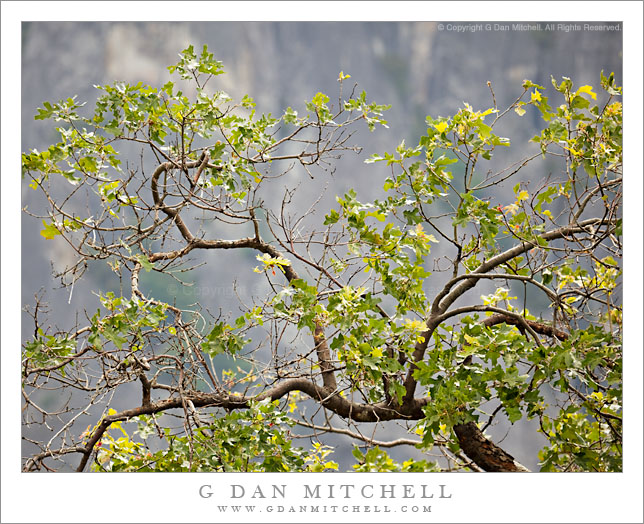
[2,2,642,523]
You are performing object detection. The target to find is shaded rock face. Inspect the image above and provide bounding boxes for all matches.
[22,22,622,142]
[21,22,622,470]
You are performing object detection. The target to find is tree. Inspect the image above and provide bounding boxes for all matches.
[22,45,622,472]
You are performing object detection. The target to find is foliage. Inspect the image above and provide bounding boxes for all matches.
[92,401,338,472]
[352,446,441,472]
[22,46,622,473]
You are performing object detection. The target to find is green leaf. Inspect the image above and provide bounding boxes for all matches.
[324,209,340,225]
[505,405,523,424]
[35,101,54,120]
[311,92,329,108]
[283,106,298,124]
[364,154,385,164]
[78,156,98,173]
[136,255,154,272]
[571,96,589,109]
[477,122,492,139]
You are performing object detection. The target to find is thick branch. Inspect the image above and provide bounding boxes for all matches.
[482,312,568,341]
[454,422,530,472]
[314,325,338,389]
[75,378,431,471]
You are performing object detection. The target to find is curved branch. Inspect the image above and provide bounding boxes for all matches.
[481,312,568,340]
[23,446,88,472]
[439,272,558,302]
[574,177,621,221]
[434,305,562,344]
[432,217,611,315]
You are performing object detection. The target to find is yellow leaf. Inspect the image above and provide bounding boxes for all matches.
[371,347,384,358]
[463,333,478,345]
[514,105,526,116]
[564,146,582,157]
[40,220,61,240]
[434,121,449,133]
[109,419,124,432]
[404,318,425,331]
[530,90,542,102]
[517,190,529,202]
[576,85,597,100]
